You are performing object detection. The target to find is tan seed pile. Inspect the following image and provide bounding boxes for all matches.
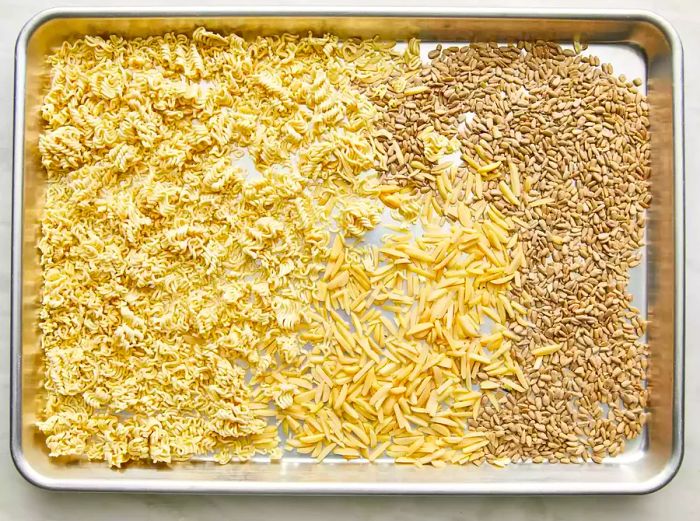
[375,41,650,463]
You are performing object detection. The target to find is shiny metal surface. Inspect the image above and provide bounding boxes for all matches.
[11,7,684,494]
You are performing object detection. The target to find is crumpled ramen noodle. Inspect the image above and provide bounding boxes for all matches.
[37,28,417,466]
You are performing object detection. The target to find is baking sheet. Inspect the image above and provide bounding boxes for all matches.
[11,8,682,494]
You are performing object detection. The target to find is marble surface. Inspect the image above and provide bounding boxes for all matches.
[0,0,697,519]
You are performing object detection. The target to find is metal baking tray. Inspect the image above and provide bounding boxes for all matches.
[11,7,684,494]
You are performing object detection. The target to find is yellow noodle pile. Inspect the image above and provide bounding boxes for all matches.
[38,28,528,468]
[282,161,529,466]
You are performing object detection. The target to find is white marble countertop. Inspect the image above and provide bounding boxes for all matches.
[1,0,697,519]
